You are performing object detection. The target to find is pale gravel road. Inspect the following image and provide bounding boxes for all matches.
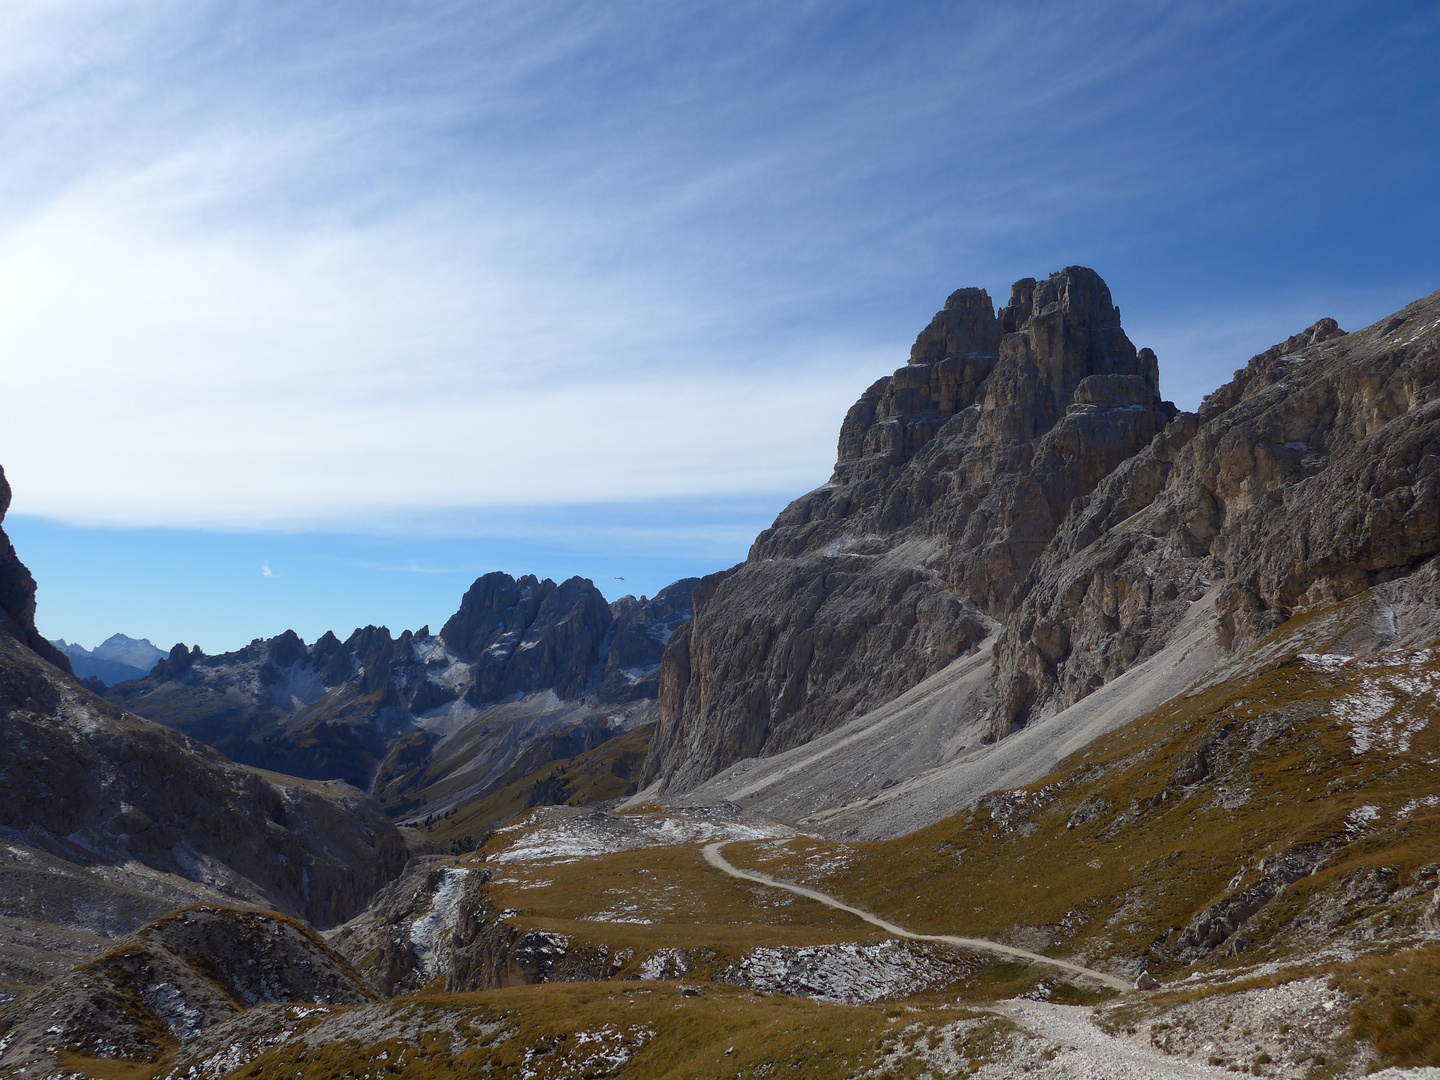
[989,999,1234,1079]
[702,841,1134,992]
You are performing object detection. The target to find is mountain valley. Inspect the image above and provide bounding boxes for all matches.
[5,268,1440,1079]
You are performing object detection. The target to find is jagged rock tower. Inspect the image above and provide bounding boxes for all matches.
[645,267,1177,792]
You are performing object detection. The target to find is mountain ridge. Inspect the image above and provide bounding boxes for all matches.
[105,573,699,822]
[643,269,1440,815]
[52,633,166,686]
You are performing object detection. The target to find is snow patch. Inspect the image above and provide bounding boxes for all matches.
[1345,804,1382,840]
[408,867,472,979]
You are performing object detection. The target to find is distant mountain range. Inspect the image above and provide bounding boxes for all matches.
[51,633,166,686]
[0,465,407,1004]
[105,574,698,820]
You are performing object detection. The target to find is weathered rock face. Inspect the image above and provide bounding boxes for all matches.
[0,479,408,941]
[0,466,72,674]
[0,629,408,928]
[992,289,1440,731]
[596,579,698,702]
[109,574,698,797]
[0,906,371,1071]
[444,573,612,703]
[646,267,1176,792]
[332,859,621,996]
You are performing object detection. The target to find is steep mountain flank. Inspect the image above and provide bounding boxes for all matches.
[644,280,1440,848]
[0,628,407,928]
[0,906,371,1073]
[0,469,70,675]
[992,288,1440,732]
[0,466,407,993]
[108,574,697,817]
[646,268,1176,792]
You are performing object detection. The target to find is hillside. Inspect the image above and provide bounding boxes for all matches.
[0,467,407,1001]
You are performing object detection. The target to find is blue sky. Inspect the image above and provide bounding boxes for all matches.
[2,1,1437,652]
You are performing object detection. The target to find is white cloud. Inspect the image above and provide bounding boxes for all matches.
[1,2,1433,536]
[0,167,883,528]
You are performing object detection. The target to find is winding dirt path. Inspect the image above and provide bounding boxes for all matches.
[702,841,1133,993]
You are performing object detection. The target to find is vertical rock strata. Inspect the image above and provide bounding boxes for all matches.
[647,275,1440,798]
[993,296,1440,729]
[645,267,1177,792]
[0,467,73,673]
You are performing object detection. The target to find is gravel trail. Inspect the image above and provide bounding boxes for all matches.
[702,841,1132,992]
[988,999,1234,1079]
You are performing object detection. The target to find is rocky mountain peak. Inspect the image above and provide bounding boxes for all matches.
[647,267,1181,792]
[839,266,1163,483]
[908,286,998,363]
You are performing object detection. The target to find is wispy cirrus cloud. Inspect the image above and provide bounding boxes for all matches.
[0,1,1436,536]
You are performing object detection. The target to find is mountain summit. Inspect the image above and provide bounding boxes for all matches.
[646,267,1178,792]
[645,269,1440,823]
[52,633,166,686]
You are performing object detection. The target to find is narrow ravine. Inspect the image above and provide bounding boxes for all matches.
[702,841,1135,993]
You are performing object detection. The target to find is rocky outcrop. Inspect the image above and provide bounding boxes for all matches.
[0,466,71,674]
[443,573,612,703]
[333,859,622,995]
[646,268,1176,792]
[109,574,698,798]
[0,906,371,1072]
[992,288,1440,730]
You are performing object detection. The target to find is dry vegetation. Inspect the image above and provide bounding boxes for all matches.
[725,631,1440,983]
[15,593,1440,1078]
[410,727,652,852]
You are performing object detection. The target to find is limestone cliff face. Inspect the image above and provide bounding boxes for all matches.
[645,268,1176,792]
[992,291,1440,730]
